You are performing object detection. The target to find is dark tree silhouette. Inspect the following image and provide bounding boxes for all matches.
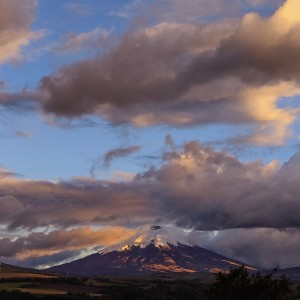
[207,266,292,300]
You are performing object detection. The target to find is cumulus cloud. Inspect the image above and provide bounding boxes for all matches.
[144,141,300,230]
[187,0,300,86]
[1,141,300,231]
[0,0,39,63]
[36,0,300,145]
[38,19,236,121]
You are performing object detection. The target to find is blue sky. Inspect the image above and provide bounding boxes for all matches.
[3,0,300,270]
[0,0,297,180]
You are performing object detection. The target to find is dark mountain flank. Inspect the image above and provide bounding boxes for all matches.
[48,225,257,276]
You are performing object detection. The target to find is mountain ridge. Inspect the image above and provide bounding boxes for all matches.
[47,225,258,276]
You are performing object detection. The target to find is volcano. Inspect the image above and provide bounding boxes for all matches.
[48,225,257,276]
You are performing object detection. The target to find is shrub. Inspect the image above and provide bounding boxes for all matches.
[207,266,292,300]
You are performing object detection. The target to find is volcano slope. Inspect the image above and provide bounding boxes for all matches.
[48,225,257,276]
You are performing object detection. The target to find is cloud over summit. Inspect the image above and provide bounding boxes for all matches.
[1,141,300,232]
[1,139,300,267]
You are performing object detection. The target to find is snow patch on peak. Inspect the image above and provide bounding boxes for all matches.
[99,225,192,254]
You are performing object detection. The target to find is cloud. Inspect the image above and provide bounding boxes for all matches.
[0,165,20,178]
[142,141,300,231]
[188,0,300,86]
[15,130,33,138]
[19,250,81,269]
[0,226,136,259]
[37,0,300,145]
[2,141,300,267]
[0,86,39,111]
[38,19,236,120]
[90,145,142,177]
[109,171,136,182]
[0,175,158,230]
[150,0,284,23]
[65,3,93,16]
[0,226,136,268]
[187,228,300,269]
[109,0,142,19]
[229,82,300,145]
[1,0,299,270]
[1,141,300,231]
[54,27,111,54]
[165,134,174,147]
[103,145,143,166]
[150,0,235,23]
[0,0,39,63]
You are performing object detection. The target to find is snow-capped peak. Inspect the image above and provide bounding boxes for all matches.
[100,225,191,254]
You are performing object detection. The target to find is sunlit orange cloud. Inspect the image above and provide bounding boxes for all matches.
[13,226,137,260]
[238,82,300,145]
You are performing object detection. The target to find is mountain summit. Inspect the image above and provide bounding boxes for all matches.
[103,225,192,253]
[48,225,257,276]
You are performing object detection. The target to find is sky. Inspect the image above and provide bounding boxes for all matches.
[2,0,300,270]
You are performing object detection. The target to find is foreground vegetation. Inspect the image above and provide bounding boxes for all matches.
[0,266,299,299]
[208,266,293,300]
